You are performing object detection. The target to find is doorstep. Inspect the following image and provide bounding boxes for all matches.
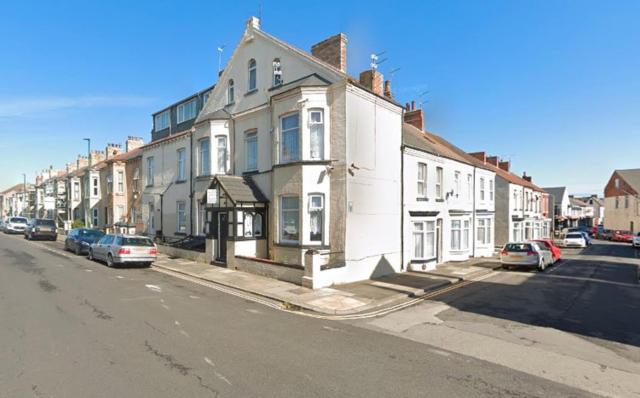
[152,254,456,316]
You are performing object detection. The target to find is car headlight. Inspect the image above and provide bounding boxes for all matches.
[81,241,89,246]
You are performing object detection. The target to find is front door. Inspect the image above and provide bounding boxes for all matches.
[217,212,228,262]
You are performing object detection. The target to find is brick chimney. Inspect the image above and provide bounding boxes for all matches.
[77,155,89,170]
[125,136,145,152]
[65,162,77,174]
[486,156,499,167]
[498,160,510,172]
[403,101,424,131]
[90,150,106,165]
[522,172,532,182]
[311,33,348,73]
[105,143,122,159]
[359,70,384,96]
[469,152,487,163]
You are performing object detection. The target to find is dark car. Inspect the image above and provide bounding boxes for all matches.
[24,219,57,241]
[65,228,105,255]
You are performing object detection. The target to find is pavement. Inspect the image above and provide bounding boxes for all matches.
[353,240,640,398]
[0,232,598,398]
[152,254,459,315]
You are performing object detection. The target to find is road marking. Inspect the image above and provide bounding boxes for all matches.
[115,275,124,279]
[161,304,170,311]
[179,330,190,338]
[204,357,215,367]
[145,284,162,293]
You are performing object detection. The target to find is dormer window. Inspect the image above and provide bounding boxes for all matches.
[272,58,282,86]
[227,79,235,104]
[248,59,257,92]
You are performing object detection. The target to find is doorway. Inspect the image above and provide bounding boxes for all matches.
[217,212,228,262]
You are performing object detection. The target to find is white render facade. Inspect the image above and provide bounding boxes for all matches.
[192,17,402,288]
[402,126,495,272]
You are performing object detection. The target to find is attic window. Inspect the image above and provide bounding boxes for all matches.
[248,59,257,91]
[272,58,282,86]
[227,79,235,104]
[615,178,620,189]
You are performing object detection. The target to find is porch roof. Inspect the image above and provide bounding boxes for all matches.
[211,175,268,205]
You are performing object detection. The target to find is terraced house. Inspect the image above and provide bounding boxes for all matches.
[191,17,403,288]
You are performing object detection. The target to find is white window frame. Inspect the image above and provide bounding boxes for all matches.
[248,59,257,92]
[454,171,461,197]
[146,157,154,186]
[451,220,462,250]
[489,179,494,201]
[280,113,300,163]
[245,131,258,171]
[477,218,492,245]
[280,196,300,244]
[73,181,80,201]
[309,194,324,243]
[412,220,435,259]
[177,148,186,181]
[272,58,283,86]
[417,163,427,198]
[463,220,470,249]
[216,136,228,174]
[177,201,187,233]
[435,167,443,199]
[467,174,473,200]
[92,177,99,197]
[308,109,324,160]
[117,170,124,193]
[480,177,485,201]
[92,208,99,227]
[177,99,197,123]
[154,110,170,131]
[227,79,235,104]
[199,138,210,176]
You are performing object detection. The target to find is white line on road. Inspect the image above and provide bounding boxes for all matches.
[145,284,162,293]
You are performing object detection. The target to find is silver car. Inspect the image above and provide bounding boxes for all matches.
[88,234,157,267]
[4,217,29,234]
[500,242,553,271]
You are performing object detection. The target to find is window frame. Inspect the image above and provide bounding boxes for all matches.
[412,220,436,260]
[480,177,485,201]
[435,167,443,199]
[177,148,186,181]
[280,112,301,163]
[216,135,228,174]
[272,58,283,86]
[146,157,154,186]
[117,170,124,193]
[154,110,170,131]
[245,130,258,172]
[248,59,257,92]
[280,195,300,244]
[227,79,235,105]
[308,108,325,160]
[308,193,324,243]
[198,138,210,176]
[177,201,187,233]
[177,99,197,123]
[417,162,427,198]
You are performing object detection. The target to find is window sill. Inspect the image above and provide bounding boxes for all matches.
[175,180,187,184]
[274,242,330,250]
[273,160,332,169]
[243,170,259,176]
[417,197,429,202]
[225,102,235,107]
[175,232,187,236]
[435,198,445,203]
[245,89,258,96]
[410,257,437,264]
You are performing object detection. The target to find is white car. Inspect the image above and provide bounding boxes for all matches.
[633,233,640,248]
[3,217,29,234]
[562,232,587,248]
[500,242,554,271]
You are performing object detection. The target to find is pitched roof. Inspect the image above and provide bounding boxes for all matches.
[616,168,640,193]
[216,175,268,204]
[402,123,479,169]
[0,184,26,195]
[542,187,566,201]
[140,129,191,150]
[569,197,588,207]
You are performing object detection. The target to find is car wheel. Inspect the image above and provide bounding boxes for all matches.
[106,254,115,268]
[88,249,94,261]
[538,259,546,272]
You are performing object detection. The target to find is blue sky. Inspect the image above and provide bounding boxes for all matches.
[1,0,638,194]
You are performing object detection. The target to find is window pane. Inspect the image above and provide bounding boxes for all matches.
[217,137,227,173]
[413,232,424,258]
[309,110,324,159]
[281,197,299,242]
[281,114,300,162]
[246,133,258,171]
[310,211,322,242]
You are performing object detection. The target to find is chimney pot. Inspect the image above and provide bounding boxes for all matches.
[411,100,416,110]
[383,80,393,98]
[404,107,425,131]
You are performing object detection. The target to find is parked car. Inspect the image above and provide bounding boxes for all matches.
[595,229,613,240]
[633,233,640,249]
[578,231,593,246]
[89,234,157,267]
[500,242,553,271]
[64,228,105,255]
[569,226,593,237]
[24,219,57,241]
[561,232,588,248]
[531,239,562,263]
[612,230,634,243]
[0,218,5,232]
[3,217,29,234]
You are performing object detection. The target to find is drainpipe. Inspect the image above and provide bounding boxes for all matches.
[189,128,194,236]
[472,167,477,257]
[400,142,405,271]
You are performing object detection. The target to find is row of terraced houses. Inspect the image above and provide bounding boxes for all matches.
[2,17,561,289]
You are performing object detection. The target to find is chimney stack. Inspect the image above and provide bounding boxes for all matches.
[486,156,499,167]
[498,160,510,172]
[311,33,348,73]
[403,101,425,131]
[76,155,89,170]
[522,172,532,182]
[90,150,106,165]
[125,136,145,152]
[359,69,384,96]
[105,143,122,159]
[66,162,77,174]
[469,152,487,163]
[246,16,261,30]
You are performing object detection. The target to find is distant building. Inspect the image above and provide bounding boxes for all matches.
[604,168,640,233]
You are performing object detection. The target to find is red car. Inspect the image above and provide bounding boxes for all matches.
[612,231,634,242]
[532,239,562,263]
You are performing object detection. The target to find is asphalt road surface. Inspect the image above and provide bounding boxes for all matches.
[1,233,635,397]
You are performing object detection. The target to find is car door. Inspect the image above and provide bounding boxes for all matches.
[96,235,110,260]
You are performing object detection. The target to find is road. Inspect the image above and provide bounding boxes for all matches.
[0,234,637,397]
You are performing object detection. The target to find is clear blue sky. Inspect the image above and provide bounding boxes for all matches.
[1,0,638,195]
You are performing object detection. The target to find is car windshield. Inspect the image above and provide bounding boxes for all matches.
[10,217,27,223]
[505,243,532,252]
[122,237,154,247]
[36,219,55,226]
[80,229,104,238]
[566,233,583,239]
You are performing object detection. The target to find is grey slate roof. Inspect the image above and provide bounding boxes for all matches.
[616,169,640,193]
[217,175,268,204]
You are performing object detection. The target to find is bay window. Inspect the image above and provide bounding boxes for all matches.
[281,113,300,163]
[463,220,470,249]
[280,196,299,243]
[117,171,124,193]
[199,139,210,176]
[413,221,435,259]
[309,109,324,159]
[513,222,523,241]
[451,220,461,250]
[216,136,227,173]
[477,218,492,245]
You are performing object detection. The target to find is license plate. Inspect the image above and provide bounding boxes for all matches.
[511,254,523,259]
